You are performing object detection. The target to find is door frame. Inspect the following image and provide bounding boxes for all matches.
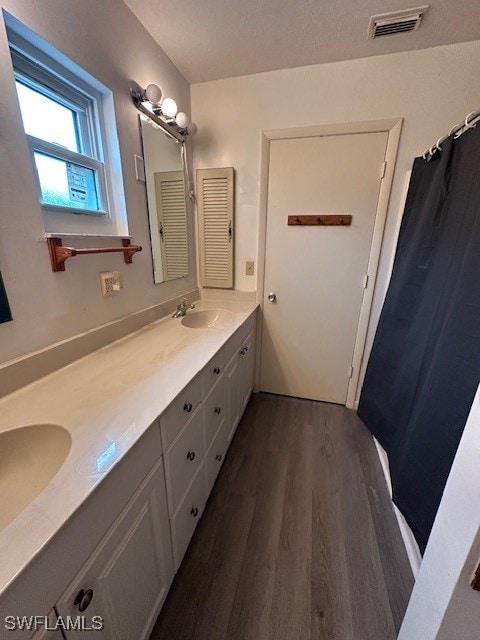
[255,118,403,408]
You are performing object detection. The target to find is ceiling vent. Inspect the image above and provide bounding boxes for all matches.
[368,6,429,39]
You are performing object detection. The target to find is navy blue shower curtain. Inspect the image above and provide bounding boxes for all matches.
[0,271,11,324]
[358,124,480,553]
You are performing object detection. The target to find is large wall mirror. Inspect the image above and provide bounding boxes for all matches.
[139,117,189,284]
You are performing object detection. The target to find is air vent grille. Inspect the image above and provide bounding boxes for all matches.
[368,6,429,39]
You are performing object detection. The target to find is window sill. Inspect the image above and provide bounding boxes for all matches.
[44,232,132,239]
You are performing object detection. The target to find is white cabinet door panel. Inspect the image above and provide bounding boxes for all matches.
[226,355,241,442]
[205,421,228,496]
[57,458,173,640]
[165,404,205,516]
[170,464,206,570]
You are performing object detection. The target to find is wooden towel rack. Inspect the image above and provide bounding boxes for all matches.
[288,215,352,226]
[47,237,142,272]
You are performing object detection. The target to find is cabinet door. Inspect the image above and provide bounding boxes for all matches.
[170,464,207,570]
[205,420,228,496]
[18,612,64,640]
[57,458,173,640]
[240,331,255,412]
[226,354,241,442]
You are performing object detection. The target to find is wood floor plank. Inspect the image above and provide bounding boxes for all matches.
[267,400,313,640]
[311,402,354,640]
[150,394,413,640]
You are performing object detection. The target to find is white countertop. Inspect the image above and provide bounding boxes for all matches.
[0,299,257,598]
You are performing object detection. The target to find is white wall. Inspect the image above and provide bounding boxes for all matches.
[191,41,480,383]
[398,386,480,640]
[0,0,196,364]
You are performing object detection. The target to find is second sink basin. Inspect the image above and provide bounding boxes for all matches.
[181,309,234,329]
[0,424,71,532]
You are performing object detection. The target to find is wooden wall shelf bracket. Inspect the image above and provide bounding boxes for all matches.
[288,215,352,226]
[47,237,142,272]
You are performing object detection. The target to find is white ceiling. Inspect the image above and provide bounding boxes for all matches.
[124,0,480,83]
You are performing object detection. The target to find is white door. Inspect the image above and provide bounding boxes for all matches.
[260,132,389,404]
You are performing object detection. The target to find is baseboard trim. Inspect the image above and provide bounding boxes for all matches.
[0,289,199,398]
[373,437,422,576]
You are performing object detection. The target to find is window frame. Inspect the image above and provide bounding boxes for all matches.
[9,37,110,218]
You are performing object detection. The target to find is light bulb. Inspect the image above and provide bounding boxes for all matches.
[186,122,198,136]
[175,112,190,128]
[161,97,177,118]
[145,83,162,105]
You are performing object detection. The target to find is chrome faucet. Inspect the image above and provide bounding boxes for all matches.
[172,298,195,318]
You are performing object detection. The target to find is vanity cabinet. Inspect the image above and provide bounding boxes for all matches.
[226,328,256,442]
[160,312,257,570]
[28,613,64,640]
[1,308,257,640]
[240,330,256,412]
[57,458,173,640]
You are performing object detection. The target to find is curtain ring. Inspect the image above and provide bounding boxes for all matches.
[464,111,477,129]
[435,137,443,152]
[429,144,436,157]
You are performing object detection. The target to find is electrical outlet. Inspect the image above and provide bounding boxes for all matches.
[246,261,255,276]
[99,271,122,297]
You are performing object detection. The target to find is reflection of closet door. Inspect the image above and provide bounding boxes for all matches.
[154,170,188,280]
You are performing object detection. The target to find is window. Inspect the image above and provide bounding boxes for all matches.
[12,49,107,216]
[5,16,128,236]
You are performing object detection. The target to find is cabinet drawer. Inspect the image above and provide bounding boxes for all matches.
[202,350,225,396]
[170,465,206,570]
[224,311,256,365]
[205,421,228,496]
[165,405,205,516]
[204,375,226,449]
[161,375,203,449]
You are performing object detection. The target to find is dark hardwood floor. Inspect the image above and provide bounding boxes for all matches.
[151,393,414,640]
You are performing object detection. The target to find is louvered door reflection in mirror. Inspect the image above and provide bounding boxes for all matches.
[197,167,234,289]
[140,118,189,284]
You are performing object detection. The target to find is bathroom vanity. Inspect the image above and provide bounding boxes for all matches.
[0,300,257,639]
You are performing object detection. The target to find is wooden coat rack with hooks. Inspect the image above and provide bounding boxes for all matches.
[288,215,352,226]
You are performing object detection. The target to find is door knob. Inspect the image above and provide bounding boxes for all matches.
[268,292,276,302]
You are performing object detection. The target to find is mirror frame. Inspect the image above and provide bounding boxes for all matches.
[139,116,189,284]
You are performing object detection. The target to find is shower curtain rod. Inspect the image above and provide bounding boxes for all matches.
[423,107,480,161]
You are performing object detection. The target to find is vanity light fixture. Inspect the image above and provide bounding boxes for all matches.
[130,81,197,141]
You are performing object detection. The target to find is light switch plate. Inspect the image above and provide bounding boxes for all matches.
[100,271,122,297]
[134,154,145,182]
[246,261,255,276]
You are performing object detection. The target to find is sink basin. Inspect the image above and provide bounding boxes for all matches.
[181,309,234,329]
[0,424,71,531]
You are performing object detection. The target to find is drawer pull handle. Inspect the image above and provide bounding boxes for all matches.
[215,453,222,462]
[184,402,193,412]
[74,588,93,612]
[214,406,222,414]
[191,507,199,517]
[213,367,220,374]
[186,451,196,461]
